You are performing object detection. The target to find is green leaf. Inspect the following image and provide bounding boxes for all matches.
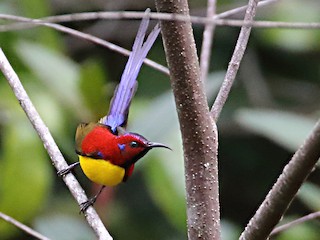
[0,116,52,238]
[143,135,186,231]
[206,71,225,103]
[19,0,61,50]
[258,0,320,51]
[15,40,90,119]
[128,72,223,231]
[24,82,65,136]
[221,220,241,240]
[34,214,95,240]
[297,182,320,211]
[23,81,76,157]
[277,218,320,240]
[235,109,317,151]
[79,59,108,117]
[130,91,186,231]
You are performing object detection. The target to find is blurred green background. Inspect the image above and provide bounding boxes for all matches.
[1,0,320,239]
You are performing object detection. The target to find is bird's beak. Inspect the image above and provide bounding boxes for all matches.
[147,142,172,150]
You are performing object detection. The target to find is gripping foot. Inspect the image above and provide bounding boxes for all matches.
[80,197,97,213]
[79,186,105,213]
[57,162,80,176]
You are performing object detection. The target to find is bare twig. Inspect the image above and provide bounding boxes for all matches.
[217,0,278,19]
[240,120,320,239]
[4,13,319,32]
[200,0,217,82]
[0,1,282,31]
[0,1,314,36]
[0,49,113,240]
[0,15,169,76]
[211,0,259,121]
[0,211,50,240]
[155,0,220,239]
[270,211,320,236]
[210,19,320,29]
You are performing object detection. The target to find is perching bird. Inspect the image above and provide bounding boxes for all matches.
[59,9,170,212]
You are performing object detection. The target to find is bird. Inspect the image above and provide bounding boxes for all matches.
[58,9,170,212]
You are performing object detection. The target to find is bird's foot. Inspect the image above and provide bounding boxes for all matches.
[57,162,80,176]
[79,197,97,213]
[79,186,105,213]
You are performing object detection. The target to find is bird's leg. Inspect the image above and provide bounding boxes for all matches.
[80,186,105,213]
[57,162,80,176]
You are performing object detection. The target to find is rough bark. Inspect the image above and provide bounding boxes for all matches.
[155,1,220,239]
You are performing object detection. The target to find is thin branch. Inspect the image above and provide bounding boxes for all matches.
[210,19,320,29]
[2,14,317,31]
[0,15,169,76]
[270,211,320,236]
[200,0,217,82]
[35,0,280,24]
[0,1,282,31]
[155,0,220,239]
[217,0,278,19]
[0,1,314,32]
[0,49,113,240]
[0,211,50,240]
[240,120,320,239]
[210,0,259,121]
[3,13,320,31]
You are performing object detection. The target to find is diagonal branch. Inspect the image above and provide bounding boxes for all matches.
[0,14,169,76]
[270,211,320,236]
[0,1,280,32]
[155,0,220,239]
[200,0,217,82]
[217,0,278,19]
[0,211,50,240]
[0,49,113,240]
[240,119,320,239]
[3,15,319,30]
[3,13,319,32]
[210,0,259,121]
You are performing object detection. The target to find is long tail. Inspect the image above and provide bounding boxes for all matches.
[100,8,160,133]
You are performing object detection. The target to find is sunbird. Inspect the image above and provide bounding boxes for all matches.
[59,9,170,212]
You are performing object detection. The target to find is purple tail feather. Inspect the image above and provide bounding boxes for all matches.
[100,8,160,132]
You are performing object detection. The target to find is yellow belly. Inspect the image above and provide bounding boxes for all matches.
[79,156,125,186]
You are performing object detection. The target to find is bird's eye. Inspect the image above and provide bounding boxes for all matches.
[130,141,139,148]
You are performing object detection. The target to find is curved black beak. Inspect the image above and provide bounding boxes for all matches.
[147,142,172,150]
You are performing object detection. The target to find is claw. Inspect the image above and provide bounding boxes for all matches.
[79,186,105,214]
[57,162,80,176]
[79,197,97,213]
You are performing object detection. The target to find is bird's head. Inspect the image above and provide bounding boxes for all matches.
[116,132,171,168]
